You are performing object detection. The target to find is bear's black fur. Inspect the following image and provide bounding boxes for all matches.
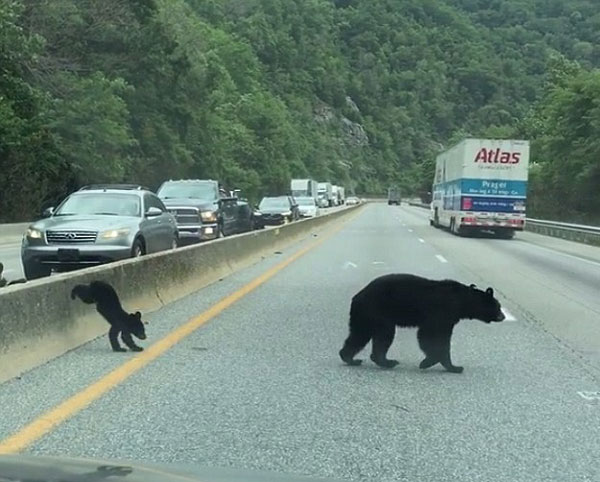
[71,280,147,352]
[339,274,505,373]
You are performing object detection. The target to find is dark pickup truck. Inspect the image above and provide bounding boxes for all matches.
[388,187,401,205]
[157,179,253,243]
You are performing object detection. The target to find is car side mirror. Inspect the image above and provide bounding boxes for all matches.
[42,207,55,218]
[145,206,162,217]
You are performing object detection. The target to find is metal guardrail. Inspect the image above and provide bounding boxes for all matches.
[525,218,600,246]
[406,201,600,247]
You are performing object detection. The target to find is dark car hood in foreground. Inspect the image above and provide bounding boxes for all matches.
[0,454,348,482]
[161,198,217,211]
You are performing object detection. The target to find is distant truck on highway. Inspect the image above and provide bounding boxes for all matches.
[290,179,318,200]
[388,187,401,205]
[430,138,530,238]
[332,185,345,205]
[317,182,333,208]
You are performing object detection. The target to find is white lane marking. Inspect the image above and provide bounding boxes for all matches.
[502,308,516,321]
[372,261,385,265]
[418,238,425,243]
[408,229,413,233]
[577,391,600,401]
[343,261,357,269]
[435,254,448,263]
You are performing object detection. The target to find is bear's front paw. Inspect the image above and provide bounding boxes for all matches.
[445,365,464,374]
[130,346,144,352]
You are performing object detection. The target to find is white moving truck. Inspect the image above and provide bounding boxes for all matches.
[317,182,333,208]
[291,179,318,200]
[331,186,340,206]
[430,138,529,238]
[336,186,345,205]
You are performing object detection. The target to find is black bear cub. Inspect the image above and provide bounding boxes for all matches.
[339,274,505,373]
[71,280,147,352]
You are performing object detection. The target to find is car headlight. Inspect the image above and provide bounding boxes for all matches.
[201,211,218,222]
[100,228,130,239]
[282,211,291,216]
[26,228,43,239]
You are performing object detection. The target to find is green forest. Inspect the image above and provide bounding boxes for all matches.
[1,0,599,222]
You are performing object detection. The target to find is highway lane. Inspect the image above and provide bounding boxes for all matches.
[399,204,600,373]
[0,204,599,481]
[0,244,22,282]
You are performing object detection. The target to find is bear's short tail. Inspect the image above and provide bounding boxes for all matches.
[71,284,96,304]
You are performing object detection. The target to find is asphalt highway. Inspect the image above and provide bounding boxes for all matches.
[0,203,599,482]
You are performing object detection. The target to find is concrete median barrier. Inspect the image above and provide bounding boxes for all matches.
[0,205,361,383]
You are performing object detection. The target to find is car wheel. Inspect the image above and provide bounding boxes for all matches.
[23,260,51,280]
[131,238,145,258]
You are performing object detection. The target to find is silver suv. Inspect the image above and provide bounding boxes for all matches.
[21,185,178,279]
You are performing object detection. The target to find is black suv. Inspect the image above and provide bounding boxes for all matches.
[258,196,300,225]
[157,180,253,243]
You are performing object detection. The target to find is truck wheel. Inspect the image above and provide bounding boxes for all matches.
[23,260,51,280]
[432,209,440,228]
[450,218,462,236]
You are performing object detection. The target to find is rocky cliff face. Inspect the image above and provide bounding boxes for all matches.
[313,97,369,148]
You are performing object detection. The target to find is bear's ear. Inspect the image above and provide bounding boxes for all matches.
[486,287,494,296]
[469,283,477,289]
[133,311,142,320]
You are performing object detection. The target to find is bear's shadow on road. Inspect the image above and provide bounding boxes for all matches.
[337,360,486,378]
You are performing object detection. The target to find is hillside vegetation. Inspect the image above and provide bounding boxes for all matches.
[1,0,599,222]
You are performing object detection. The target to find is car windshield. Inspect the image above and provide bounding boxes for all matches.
[296,197,315,206]
[259,198,289,210]
[158,183,217,200]
[54,193,141,217]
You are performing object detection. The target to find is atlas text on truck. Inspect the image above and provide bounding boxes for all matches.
[430,138,530,238]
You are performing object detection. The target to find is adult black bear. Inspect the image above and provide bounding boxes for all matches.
[71,280,147,352]
[339,274,505,373]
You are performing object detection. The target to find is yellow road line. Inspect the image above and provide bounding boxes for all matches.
[0,209,361,454]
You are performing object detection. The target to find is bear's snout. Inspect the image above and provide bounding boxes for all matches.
[495,310,506,322]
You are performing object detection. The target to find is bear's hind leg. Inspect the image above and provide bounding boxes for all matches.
[339,328,371,366]
[370,323,399,368]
